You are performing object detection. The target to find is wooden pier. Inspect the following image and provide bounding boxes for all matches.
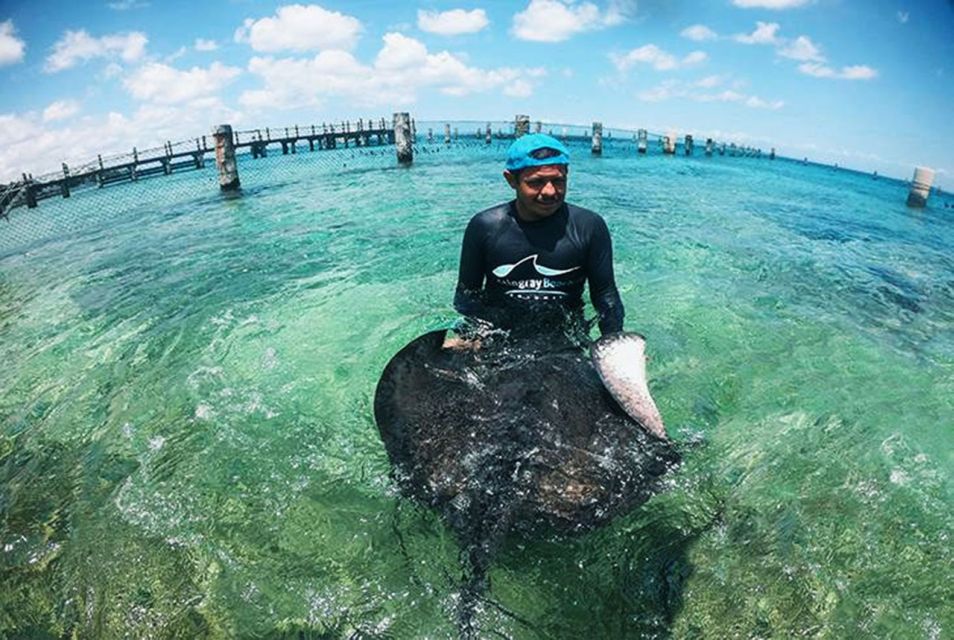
[1,118,394,217]
[1,113,784,221]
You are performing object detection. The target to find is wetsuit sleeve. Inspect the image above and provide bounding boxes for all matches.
[453,215,487,318]
[586,216,625,334]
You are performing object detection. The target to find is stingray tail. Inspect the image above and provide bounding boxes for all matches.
[456,497,517,639]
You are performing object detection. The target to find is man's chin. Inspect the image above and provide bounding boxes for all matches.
[533,201,562,215]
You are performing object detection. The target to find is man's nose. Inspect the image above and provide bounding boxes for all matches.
[540,181,557,197]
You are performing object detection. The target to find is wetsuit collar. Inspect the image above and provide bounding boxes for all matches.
[509,199,567,224]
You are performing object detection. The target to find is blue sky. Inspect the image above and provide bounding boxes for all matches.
[1,0,952,188]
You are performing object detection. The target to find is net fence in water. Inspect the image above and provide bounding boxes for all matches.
[0,115,873,257]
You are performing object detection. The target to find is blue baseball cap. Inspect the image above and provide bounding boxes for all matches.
[505,133,570,172]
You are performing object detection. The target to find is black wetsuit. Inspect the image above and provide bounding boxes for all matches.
[454,200,624,335]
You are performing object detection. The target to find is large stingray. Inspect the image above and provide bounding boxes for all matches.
[373,328,680,634]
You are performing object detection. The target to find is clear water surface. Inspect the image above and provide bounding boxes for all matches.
[1,134,952,638]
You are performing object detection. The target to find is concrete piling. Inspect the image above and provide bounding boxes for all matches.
[444,123,451,144]
[59,163,71,198]
[663,135,675,155]
[213,124,240,191]
[394,112,413,165]
[906,166,935,208]
[637,129,647,154]
[485,123,492,145]
[23,174,37,208]
[705,138,713,156]
[427,128,434,144]
[515,114,530,138]
[591,122,603,155]
[684,135,694,156]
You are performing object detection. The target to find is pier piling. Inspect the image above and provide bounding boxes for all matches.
[906,166,935,208]
[637,129,647,154]
[663,135,675,155]
[393,112,413,165]
[213,124,240,191]
[515,114,530,138]
[61,163,71,198]
[684,135,694,156]
[23,174,37,208]
[591,122,603,155]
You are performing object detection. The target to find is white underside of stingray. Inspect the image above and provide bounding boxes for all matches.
[591,331,668,440]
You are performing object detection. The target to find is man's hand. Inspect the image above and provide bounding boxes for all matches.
[442,335,482,351]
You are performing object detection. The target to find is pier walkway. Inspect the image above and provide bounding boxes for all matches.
[1,118,394,219]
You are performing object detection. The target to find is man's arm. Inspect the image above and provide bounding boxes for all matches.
[453,215,486,317]
[586,216,625,334]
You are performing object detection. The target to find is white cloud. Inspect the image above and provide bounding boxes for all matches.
[417,9,489,35]
[43,100,81,122]
[681,24,718,41]
[108,0,149,9]
[638,80,679,102]
[165,46,187,62]
[375,31,428,69]
[798,62,877,80]
[734,21,781,45]
[778,35,824,62]
[610,44,706,72]
[102,62,124,79]
[0,98,244,182]
[897,11,909,24]
[504,79,534,98]
[732,0,810,8]
[45,30,147,73]
[240,32,545,110]
[841,65,877,80]
[730,21,875,80]
[637,79,783,109]
[124,61,242,104]
[695,74,724,88]
[511,0,629,42]
[0,20,26,66]
[195,38,218,51]
[744,95,784,109]
[234,4,362,53]
[682,51,708,65]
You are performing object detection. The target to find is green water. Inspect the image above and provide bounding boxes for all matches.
[1,138,952,638]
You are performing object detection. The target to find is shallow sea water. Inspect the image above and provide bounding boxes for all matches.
[1,133,952,638]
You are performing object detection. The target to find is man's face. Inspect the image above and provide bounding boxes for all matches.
[505,164,568,221]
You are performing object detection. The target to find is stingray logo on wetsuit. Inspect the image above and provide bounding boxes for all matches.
[491,254,584,301]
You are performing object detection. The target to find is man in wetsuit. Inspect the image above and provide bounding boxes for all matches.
[449,133,624,347]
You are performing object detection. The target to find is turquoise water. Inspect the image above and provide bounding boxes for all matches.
[1,136,952,638]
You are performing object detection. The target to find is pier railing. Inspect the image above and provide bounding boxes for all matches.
[14,112,920,255]
[0,117,395,218]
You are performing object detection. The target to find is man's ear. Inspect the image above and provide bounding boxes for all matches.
[503,170,519,189]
